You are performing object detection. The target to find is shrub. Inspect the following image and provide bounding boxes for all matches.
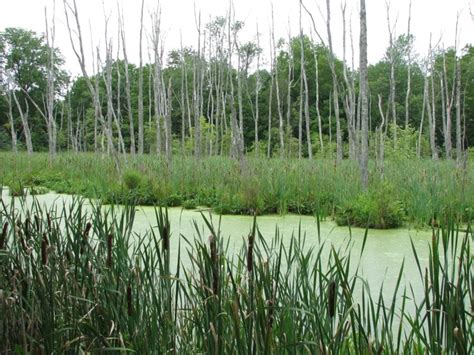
[183,199,198,209]
[335,182,405,229]
[122,170,142,190]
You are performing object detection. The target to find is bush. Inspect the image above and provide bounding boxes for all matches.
[122,169,142,190]
[183,199,198,209]
[335,182,405,229]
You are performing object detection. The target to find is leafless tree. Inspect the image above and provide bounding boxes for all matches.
[359,0,369,188]
[63,0,120,170]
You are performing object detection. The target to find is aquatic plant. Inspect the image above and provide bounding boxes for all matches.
[0,196,471,353]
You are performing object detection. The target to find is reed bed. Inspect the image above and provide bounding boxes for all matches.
[0,152,472,226]
[0,195,472,353]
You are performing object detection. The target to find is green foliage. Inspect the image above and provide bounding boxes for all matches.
[122,169,142,190]
[0,153,473,228]
[0,198,471,353]
[335,182,405,229]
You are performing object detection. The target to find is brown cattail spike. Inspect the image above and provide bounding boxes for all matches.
[107,234,113,268]
[328,280,337,318]
[127,285,133,316]
[0,222,8,250]
[41,233,49,266]
[34,215,41,232]
[247,232,255,274]
[162,224,169,252]
[209,235,219,296]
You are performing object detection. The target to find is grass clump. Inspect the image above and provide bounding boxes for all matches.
[0,197,471,353]
[335,182,405,228]
[122,169,142,190]
[0,152,472,228]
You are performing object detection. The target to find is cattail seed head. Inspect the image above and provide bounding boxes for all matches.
[107,234,113,268]
[0,222,8,250]
[41,233,49,266]
[34,215,41,232]
[328,280,337,318]
[247,232,255,274]
[84,222,92,240]
[162,224,169,252]
[127,285,133,316]
[209,234,219,295]
[24,217,31,240]
[47,213,52,231]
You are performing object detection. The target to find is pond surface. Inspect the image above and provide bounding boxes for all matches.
[1,188,433,301]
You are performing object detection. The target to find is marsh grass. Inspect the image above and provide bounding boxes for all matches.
[0,195,472,353]
[1,152,472,227]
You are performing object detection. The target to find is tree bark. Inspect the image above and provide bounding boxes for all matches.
[359,0,369,189]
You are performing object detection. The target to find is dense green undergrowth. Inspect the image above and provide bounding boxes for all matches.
[0,198,472,353]
[0,152,472,229]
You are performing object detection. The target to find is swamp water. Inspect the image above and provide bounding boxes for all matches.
[1,188,433,301]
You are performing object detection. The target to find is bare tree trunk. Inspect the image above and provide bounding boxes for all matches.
[442,49,454,159]
[165,78,173,162]
[455,58,462,162]
[341,2,357,160]
[303,57,312,159]
[45,5,57,163]
[298,54,303,159]
[5,91,18,153]
[405,0,412,129]
[267,66,274,158]
[271,6,285,156]
[254,23,261,156]
[286,23,294,155]
[12,91,33,154]
[417,80,426,158]
[425,75,438,160]
[193,10,202,158]
[377,95,386,178]
[63,0,120,170]
[119,6,135,155]
[325,0,343,163]
[310,30,324,153]
[359,0,369,189]
[151,7,163,156]
[385,1,397,146]
[137,0,145,154]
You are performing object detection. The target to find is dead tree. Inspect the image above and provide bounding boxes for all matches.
[385,0,397,145]
[63,0,120,170]
[119,5,136,155]
[359,0,369,188]
[137,0,145,154]
[271,5,285,156]
[405,0,412,128]
[12,90,33,154]
[45,4,57,162]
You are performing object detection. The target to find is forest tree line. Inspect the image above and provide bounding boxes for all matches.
[0,0,473,164]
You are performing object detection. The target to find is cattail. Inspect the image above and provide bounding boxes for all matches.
[24,217,31,240]
[81,222,92,254]
[84,222,92,239]
[328,280,337,318]
[162,224,169,252]
[34,214,41,232]
[107,233,113,268]
[41,233,49,266]
[0,222,8,250]
[16,222,27,253]
[46,212,52,232]
[247,231,255,274]
[127,285,133,316]
[209,234,219,296]
[266,298,274,331]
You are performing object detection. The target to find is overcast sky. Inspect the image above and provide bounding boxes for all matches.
[1,0,473,77]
